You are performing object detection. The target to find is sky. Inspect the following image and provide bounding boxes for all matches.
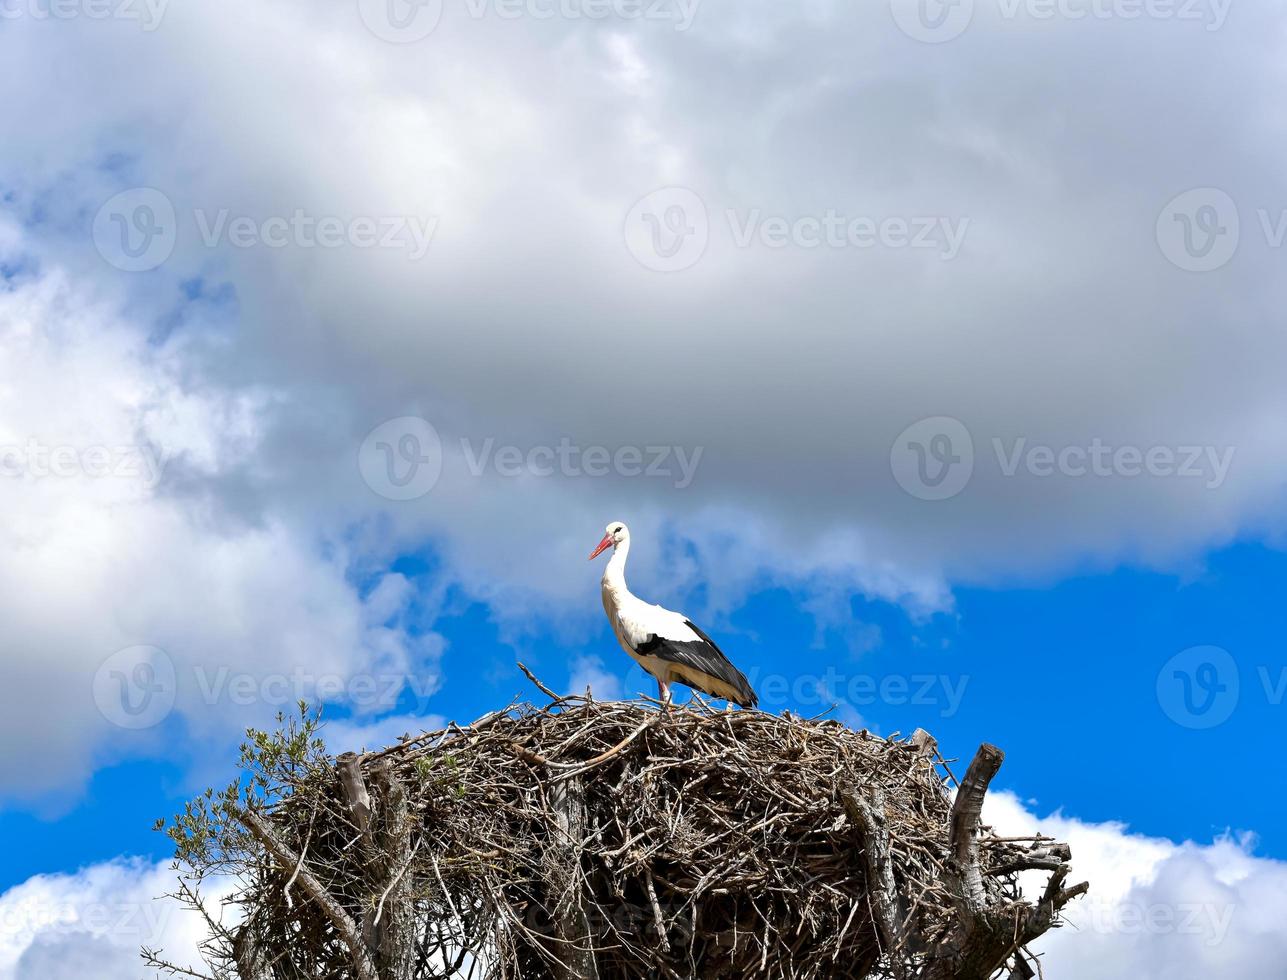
[1,0,1286,977]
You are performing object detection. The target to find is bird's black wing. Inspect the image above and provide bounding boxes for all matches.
[635,620,758,708]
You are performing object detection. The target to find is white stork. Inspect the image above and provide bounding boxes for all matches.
[589,522,758,708]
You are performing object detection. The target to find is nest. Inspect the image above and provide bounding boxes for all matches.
[229,685,1085,980]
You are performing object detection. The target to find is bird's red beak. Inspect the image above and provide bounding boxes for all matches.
[588,533,614,561]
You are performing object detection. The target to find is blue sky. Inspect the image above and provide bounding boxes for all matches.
[3,2,1287,978]
[3,537,1280,899]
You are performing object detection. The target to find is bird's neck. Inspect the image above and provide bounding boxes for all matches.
[601,539,631,602]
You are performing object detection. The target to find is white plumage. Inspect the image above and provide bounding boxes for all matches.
[589,522,757,708]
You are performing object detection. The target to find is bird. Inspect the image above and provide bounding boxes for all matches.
[589,521,758,708]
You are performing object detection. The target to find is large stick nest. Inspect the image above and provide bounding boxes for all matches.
[237,691,1082,979]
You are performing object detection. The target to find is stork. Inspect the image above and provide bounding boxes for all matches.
[589,522,758,708]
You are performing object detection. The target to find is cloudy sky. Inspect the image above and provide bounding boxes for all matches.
[1,0,1285,976]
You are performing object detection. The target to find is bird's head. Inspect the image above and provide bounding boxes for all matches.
[588,521,629,560]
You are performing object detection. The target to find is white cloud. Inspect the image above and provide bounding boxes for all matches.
[986,792,1287,978]
[0,254,444,802]
[0,859,217,980]
[567,654,623,700]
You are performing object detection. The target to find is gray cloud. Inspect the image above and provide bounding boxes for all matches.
[5,2,1281,582]
[2,0,1286,793]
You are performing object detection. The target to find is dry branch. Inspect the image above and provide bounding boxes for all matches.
[206,696,1085,980]
[234,806,379,980]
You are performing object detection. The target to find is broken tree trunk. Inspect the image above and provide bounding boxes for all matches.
[842,742,1085,980]
[918,744,1084,980]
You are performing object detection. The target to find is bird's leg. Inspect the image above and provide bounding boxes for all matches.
[657,677,672,709]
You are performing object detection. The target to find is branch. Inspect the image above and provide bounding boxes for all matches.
[986,851,1069,876]
[232,924,271,980]
[910,729,938,758]
[336,752,373,841]
[233,806,378,980]
[518,661,561,701]
[547,775,600,980]
[370,760,418,978]
[949,743,1004,909]
[1039,865,1090,917]
[140,950,218,980]
[842,785,914,961]
[1007,950,1037,980]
